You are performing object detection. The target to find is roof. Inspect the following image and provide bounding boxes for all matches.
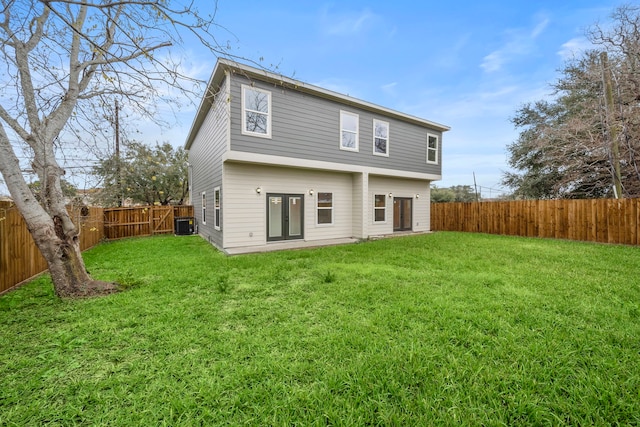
[185,58,450,150]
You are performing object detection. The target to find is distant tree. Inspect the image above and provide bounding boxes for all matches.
[94,142,188,207]
[28,179,78,204]
[504,5,640,199]
[431,185,477,202]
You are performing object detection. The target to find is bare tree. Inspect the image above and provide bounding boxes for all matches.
[0,0,235,297]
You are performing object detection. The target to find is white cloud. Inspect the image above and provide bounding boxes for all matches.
[321,7,378,36]
[381,82,397,96]
[557,37,593,61]
[481,14,550,73]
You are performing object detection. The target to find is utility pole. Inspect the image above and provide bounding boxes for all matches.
[600,51,623,199]
[115,100,122,207]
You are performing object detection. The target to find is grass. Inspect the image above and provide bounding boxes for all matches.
[1,232,639,426]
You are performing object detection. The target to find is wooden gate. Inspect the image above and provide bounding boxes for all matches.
[152,206,174,234]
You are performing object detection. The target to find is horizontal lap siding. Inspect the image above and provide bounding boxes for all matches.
[223,163,353,248]
[369,176,431,235]
[188,78,229,248]
[228,75,442,176]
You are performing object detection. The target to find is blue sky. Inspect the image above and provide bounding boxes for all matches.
[164,0,620,197]
[0,0,624,197]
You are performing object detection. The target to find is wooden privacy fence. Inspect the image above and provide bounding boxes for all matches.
[103,205,193,239]
[0,204,105,294]
[0,204,194,294]
[431,198,640,245]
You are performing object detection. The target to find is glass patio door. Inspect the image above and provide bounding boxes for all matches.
[393,197,413,231]
[267,194,304,241]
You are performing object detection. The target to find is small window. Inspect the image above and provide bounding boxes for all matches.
[201,192,206,225]
[317,192,333,225]
[373,120,389,156]
[340,111,359,151]
[214,187,221,230]
[374,194,386,222]
[242,84,271,138]
[427,134,439,164]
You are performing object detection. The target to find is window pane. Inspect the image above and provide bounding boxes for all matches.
[374,137,387,153]
[341,112,357,132]
[375,208,385,222]
[428,150,437,163]
[215,209,220,227]
[374,121,388,138]
[245,88,269,113]
[374,194,385,207]
[428,135,438,149]
[246,111,268,134]
[214,190,220,208]
[269,197,283,238]
[317,192,332,207]
[289,197,302,236]
[342,131,356,149]
[317,209,332,224]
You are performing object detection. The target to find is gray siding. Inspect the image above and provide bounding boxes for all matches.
[188,77,229,248]
[228,75,442,176]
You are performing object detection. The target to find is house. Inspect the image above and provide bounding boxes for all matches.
[184,58,450,253]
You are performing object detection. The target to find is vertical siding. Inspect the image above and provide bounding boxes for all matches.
[188,77,229,248]
[223,163,353,248]
[227,74,443,176]
[368,176,431,235]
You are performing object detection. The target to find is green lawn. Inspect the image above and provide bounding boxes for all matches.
[1,232,639,426]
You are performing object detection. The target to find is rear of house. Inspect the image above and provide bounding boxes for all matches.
[185,59,449,253]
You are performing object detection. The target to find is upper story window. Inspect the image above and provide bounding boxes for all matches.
[242,84,271,138]
[340,111,359,151]
[373,119,389,156]
[427,133,439,164]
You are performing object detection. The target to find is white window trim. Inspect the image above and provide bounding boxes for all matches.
[373,194,386,223]
[427,133,439,164]
[241,84,272,139]
[372,119,390,157]
[213,187,221,231]
[201,192,206,225]
[339,110,359,152]
[316,192,334,226]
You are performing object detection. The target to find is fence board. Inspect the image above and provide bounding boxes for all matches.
[0,205,104,294]
[1,204,192,294]
[431,198,640,246]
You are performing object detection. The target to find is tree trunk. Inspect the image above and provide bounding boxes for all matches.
[28,209,120,298]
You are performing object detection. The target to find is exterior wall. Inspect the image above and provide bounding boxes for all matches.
[222,162,353,249]
[228,74,443,176]
[188,76,229,248]
[368,175,432,235]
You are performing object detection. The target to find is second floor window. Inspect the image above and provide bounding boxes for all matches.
[427,134,439,164]
[373,119,389,156]
[242,84,271,138]
[340,111,359,151]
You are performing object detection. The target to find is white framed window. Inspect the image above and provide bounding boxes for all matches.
[201,192,206,225]
[374,194,386,222]
[340,111,359,151]
[317,192,333,225]
[427,133,439,164]
[241,84,271,138]
[373,119,389,156]
[214,187,221,230]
